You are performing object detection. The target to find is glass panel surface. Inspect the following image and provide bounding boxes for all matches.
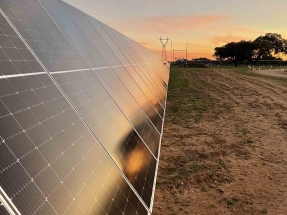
[0,71,147,214]
[0,0,170,214]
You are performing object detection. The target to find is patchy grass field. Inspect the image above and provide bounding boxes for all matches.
[153,68,287,215]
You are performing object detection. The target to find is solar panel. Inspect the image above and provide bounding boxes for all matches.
[94,21,168,114]
[0,0,170,214]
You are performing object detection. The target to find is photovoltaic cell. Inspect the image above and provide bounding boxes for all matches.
[94,68,160,148]
[86,16,167,108]
[104,29,167,94]
[1,0,88,72]
[124,38,168,99]
[50,69,158,205]
[0,0,170,214]
[0,73,148,215]
[61,3,163,131]
[111,66,163,132]
[124,35,169,87]
[63,3,166,120]
[91,21,166,125]
[31,0,158,204]
[39,0,110,70]
[0,12,43,77]
[122,37,167,92]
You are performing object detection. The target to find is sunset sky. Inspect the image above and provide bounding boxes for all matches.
[64,0,287,61]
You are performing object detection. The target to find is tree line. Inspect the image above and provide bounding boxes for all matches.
[213,33,287,67]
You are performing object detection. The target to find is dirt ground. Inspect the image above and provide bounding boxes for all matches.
[152,68,287,215]
[253,69,287,78]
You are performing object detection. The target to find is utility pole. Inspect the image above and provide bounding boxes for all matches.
[186,40,188,60]
[171,39,173,62]
[173,39,188,61]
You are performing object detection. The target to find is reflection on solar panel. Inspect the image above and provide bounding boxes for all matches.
[0,0,169,214]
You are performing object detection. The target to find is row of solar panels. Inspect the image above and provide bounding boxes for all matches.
[0,0,169,215]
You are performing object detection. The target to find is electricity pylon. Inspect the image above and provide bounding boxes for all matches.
[159,36,169,60]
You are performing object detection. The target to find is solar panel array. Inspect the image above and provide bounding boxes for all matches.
[0,0,169,215]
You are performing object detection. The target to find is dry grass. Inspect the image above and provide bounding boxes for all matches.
[153,68,287,215]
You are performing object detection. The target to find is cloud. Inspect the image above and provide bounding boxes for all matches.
[228,27,264,35]
[141,15,228,33]
[118,14,229,34]
[138,41,153,46]
[209,28,286,46]
[211,35,253,46]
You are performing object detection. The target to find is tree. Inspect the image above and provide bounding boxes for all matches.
[192,57,211,61]
[261,56,283,60]
[251,33,287,64]
[213,40,255,67]
[213,33,287,67]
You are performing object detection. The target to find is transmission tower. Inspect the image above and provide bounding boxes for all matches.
[159,36,169,60]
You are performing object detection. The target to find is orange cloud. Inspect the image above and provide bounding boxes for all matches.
[211,35,253,46]
[118,14,229,34]
[145,14,229,30]
[226,26,264,35]
[138,41,153,46]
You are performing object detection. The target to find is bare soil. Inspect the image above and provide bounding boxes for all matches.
[152,68,287,215]
[253,69,287,78]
